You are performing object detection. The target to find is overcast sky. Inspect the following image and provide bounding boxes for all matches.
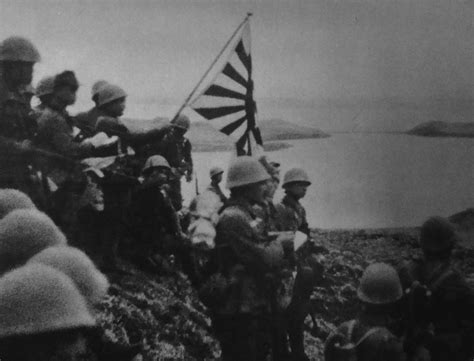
[0,0,472,120]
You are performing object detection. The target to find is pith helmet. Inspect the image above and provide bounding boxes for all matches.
[96,83,127,107]
[143,155,170,173]
[420,216,456,253]
[210,166,224,178]
[226,156,271,189]
[357,263,402,304]
[282,168,311,187]
[171,114,191,130]
[29,246,109,306]
[0,36,40,62]
[0,209,67,274]
[35,75,55,98]
[0,189,36,219]
[91,80,109,97]
[0,264,95,338]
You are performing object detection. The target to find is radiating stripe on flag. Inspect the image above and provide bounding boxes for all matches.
[204,85,246,100]
[193,105,246,120]
[222,63,248,88]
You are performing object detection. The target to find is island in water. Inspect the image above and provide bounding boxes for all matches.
[121,117,329,152]
[407,121,474,138]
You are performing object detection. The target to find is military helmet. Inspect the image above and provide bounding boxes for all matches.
[91,80,109,97]
[226,156,271,189]
[0,264,95,338]
[54,70,79,90]
[29,246,109,307]
[0,189,36,219]
[420,216,456,253]
[0,36,40,62]
[0,209,67,275]
[171,114,191,130]
[96,83,127,107]
[282,168,311,187]
[143,155,171,173]
[210,166,224,178]
[35,75,55,98]
[357,263,403,304]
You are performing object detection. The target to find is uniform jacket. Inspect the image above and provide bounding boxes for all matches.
[36,107,95,159]
[0,72,36,141]
[398,258,474,361]
[128,180,181,239]
[275,194,310,236]
[156,131,193,175]
[214,198,274,315]
[74,107,100,138]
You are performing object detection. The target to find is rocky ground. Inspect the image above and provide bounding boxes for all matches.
[96,224,474,361]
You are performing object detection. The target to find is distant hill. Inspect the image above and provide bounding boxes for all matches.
[407,121,474,137]
[121,117,329,152]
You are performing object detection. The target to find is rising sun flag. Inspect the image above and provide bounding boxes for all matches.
[173,14,263,156]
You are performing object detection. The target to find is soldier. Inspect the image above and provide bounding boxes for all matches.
[274,167,314,361]
[0,208,67,274]
[155,113,193,210]
[398,216,474,361]
[276,167,311,236]
[0,36,40,141]
[206,166,227,204]
[0,264,96,361]
[0,36,43,199]
[74,80,109,137]
[32,75,55,120]
[128,155,186,273]
[325,263,406,361]
[211,156,291,361]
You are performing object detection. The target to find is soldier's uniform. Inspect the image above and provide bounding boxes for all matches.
[275,194,310,236]
[274,168,313,361]
[397,217,474,361]
[0,37,44,206]
[206,182,227,205]
[127,156,183,272]
[210,156,287,361]
[155,114,193,211]
[325,263,407,361]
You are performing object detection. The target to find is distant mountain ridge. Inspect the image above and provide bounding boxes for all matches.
[122,117,329,152]
[407,121,474,138]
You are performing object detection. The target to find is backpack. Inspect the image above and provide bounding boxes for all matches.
[325,320,386,361]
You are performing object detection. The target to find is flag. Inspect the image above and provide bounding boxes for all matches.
[190,21,263,155]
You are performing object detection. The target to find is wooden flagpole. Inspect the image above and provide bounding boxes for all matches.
[170,13,253,122]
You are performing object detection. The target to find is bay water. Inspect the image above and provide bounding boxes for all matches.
[182,134,474,229]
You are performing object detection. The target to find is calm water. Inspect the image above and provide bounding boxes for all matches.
[182,134,474,229]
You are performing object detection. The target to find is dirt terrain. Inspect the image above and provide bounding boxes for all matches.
[97,224,474,360]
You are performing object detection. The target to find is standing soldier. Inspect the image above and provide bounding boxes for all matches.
[398,216,474,361]
[325,263,406,361]
[211,156,290,361]
[128,155,186,273]
[0,36,40,142]
[35,70,117,235]
[155,113,193,211]
[275,167,315,361]
[276,168,311,236]
[74,80,109,137]
[207,166,227,204]
[0,36,41,198]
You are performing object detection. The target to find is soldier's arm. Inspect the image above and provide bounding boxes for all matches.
[299,207,310,236]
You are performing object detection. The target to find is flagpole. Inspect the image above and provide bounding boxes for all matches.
[170,12,253,122]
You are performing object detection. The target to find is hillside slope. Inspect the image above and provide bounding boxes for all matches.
[407,121,474,137]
